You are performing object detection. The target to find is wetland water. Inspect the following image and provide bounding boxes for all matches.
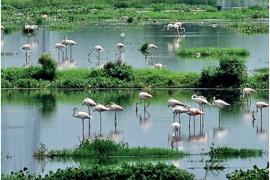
[1,23,268,73]
[1,89,269,179]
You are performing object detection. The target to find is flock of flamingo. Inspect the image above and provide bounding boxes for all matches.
[72,87,268,143]
[14,21,186,68]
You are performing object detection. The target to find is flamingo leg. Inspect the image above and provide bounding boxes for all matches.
[57,49,60,63]
[193,116,195,133]
[114,112,117,133]
[70,45,72,61]
[178,114,181,124]
[82,119,85,143]
[189,115,191,128]
[260,108,262,131]
[88,118,91,138]
[99,112,102,136]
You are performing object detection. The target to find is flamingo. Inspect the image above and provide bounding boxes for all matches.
[212,96,230,121]
[253,101,269,134]
[88,45,104,66]
[21,44,31,66]
[187,107,205,129]
[61,36,78,60]
[152,63,163,69]
[93,104,110,135]
[173,105,189,123]
[82,98,97,135]
[174,22,185,33]
[136,92,153,112]
[110,103,124,131]
[166,23,180,35]
[72,107,93,142]
[242,88,256,105]
[55,43,65,62]
[171,122,181,136]
[117,43,125,62]
[168,98,187,108]
[120,32,125,43]
[147,43,157,65]
[191,94,210,111]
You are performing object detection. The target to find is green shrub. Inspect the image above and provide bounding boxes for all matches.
[114,2,128,8]
[126,17,134,23]
[38,53,57,80]
[140,43,149,55]
[103,61,134,81]
[226,165,269,180]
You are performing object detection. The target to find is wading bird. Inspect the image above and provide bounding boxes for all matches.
[120,32,125,43]
[191,94,210,111]
[171,122,181,136]
[212,96,230,121]
[72,107,93,142]
[242,88,256,105]
[116,42,125,62]
[168,98,187,108]
[152,63,163,69]
[253,101,268,136]
[173,105,189,123]
[110,103,124,130]
[136,92,153,112]
[82,98,97,135]
[21,43,31,66]
[187,107,205,129]
[93,104,110,135]
[61,36,78,60]
[55,43,65,62]
[147,44,157,65]
[174,22,185,33]
[88,45,104,67]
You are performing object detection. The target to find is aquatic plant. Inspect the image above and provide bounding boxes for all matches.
[38,53,57,80]
[226,165,269,180]
[35,138,186,158]
[177,47,249,58]
[244,67,269,89]
[209,146,263,158]
[226,23,269,35]
[103,61,134,81]
[140,43,149,55]
[1,163,195,180]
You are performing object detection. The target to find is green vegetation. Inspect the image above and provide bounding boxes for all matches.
[37,53,57,80]
[2,163,195,180]
[226,22,269,35]
[34,138,186,158]
[177,47,249,58]
[140,43,149,55]
[1,0,268,30]
[245,68,269,89]
[209,146,263,158]
[226,165,269,180]
[1,61,200,89]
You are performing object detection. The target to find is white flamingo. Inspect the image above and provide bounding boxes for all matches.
[21,44,31,66]
[212,96,230,121]
[174,22,185,33]
[117,43,125,62]
[72,107,93,142]
[55,43,65,62]
[88,45,104,66]
[120,32,125,43]
[168,98,187,108]
[147,44,157,65]
[191,94,210,111]
[61,36,78,60]
[82,98,97,135]
[171,122,181,136]
[136,92,153,112]
[173,105,189,123]
[93,104,110,135]
[152,63,163,69]
[187,107,205,129]
[110,103,124,130]
[242,88,256,104]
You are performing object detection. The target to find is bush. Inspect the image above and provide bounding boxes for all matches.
[140,43,149,55]
[38,53,57,80]
[199,56,247,88]
[114,2,128,8]
[103,61,134,81]
[226,165,269,180]
[126,17,134,23]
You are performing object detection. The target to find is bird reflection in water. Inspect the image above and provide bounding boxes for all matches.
[108,118,123,143]
[170,122,182,150]
[213,113,229,139]
[188,119,207,143]
[167,36,184,53]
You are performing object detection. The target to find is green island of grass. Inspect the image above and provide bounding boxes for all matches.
[209,146,263,158]
[177,47,249,58]
[226,165,269,180]
[34,138,187,158]
[1,162,195,180]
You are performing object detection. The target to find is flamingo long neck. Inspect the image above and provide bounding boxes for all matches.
[72,108,78,117]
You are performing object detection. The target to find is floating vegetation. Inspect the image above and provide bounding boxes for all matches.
[209,146,263,158]
[34,138,187,158]
[1,163,195,180]
[226,23,269,35]
[177,47,249,58]
[226,165,269,180]
[204,161,226,170]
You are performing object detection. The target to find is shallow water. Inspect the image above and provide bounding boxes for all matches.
[1,23,268,73]
[1,89,269,179]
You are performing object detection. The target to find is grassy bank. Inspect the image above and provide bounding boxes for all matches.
[226,165,269,180]
[1,1,268,30]
[225,22,269,35]
[2,163,195,180]
[209,146,263,158]
[244,67,269,89]
[34,139,186,158]
[177,48,249,58]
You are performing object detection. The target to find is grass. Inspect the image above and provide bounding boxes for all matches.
[244,67,269,89]
[34,138,187,158]
[177,47,249,58]
[1,163,195,180]
[226,165,269,180]
[1,1,268,31]
[225,22,269,35]
[209,146,263,159]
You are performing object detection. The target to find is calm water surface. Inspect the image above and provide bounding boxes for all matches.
[1,89,269,179]
[1,23,268,73]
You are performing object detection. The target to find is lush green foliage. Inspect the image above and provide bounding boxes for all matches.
[244,68,269,89]
[1,61,200,89]
[2,163,195,180]
[209,146,263,158]
[177,47,249,58]
[226,22,269,35]
[38,53,57,80]
[199,56,248,88]
[226,165,269,180]
[36,138,186,158]
[140,43,149,55]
